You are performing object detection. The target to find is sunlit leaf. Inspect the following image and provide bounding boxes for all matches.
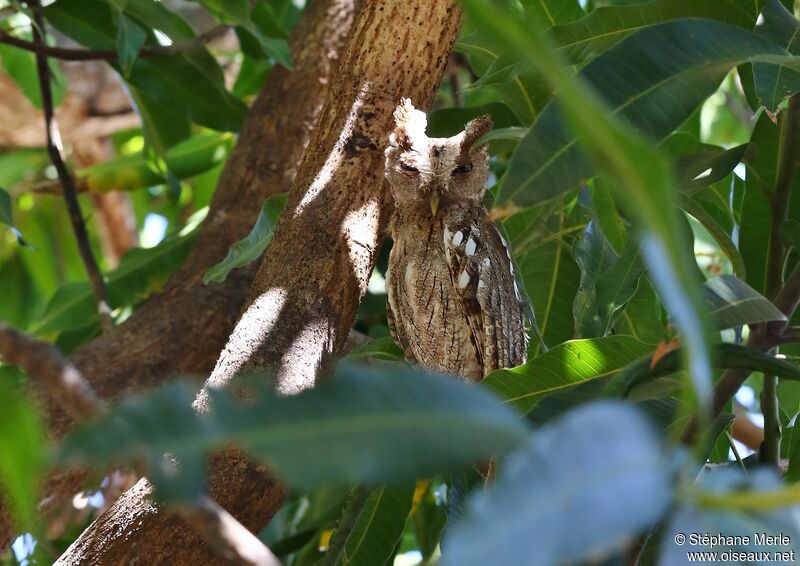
[483,335,653,414]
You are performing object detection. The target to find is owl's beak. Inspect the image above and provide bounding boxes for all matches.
[429,189,441,216]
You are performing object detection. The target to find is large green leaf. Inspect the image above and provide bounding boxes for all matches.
[43,0,246,132]
[703,275,787,329]
[57,365,529,491]
[500,20,789,206]
[465,0,715,402]
[482,335,653,414]
[754,0,800,112]
[441,402,671,566]
[323,486,414,566]
[0,386,44,532]
[203,194,286,284]
[551,0,755,64]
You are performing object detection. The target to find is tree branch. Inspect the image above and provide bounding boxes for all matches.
[54,1,462,563]
[0,325,104,421]
[0,0,353,553]
[30,3,113,330]
[0,24,230,62]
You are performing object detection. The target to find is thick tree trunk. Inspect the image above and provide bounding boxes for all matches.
[0,0,356,552]
[54,1,461,564]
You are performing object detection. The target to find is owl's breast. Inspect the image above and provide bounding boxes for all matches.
[386,220,483,380]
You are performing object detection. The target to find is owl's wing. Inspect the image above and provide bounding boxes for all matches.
[443,214,528,376]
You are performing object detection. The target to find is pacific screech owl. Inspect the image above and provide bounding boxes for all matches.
[384,99,528,381]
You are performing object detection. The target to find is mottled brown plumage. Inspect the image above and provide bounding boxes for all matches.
[384,99,528,381]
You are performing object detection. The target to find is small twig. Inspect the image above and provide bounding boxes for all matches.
[30,4,113,331]
[0,24,230,62]
[0,324,105,420]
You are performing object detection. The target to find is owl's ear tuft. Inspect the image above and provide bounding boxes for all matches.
[389,98,428,150]
[461,114,493,153]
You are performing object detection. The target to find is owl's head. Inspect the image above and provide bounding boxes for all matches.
[385,98,492,216]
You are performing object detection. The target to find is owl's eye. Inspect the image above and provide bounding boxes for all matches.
[399,162,419,174]
[452,163,473,176]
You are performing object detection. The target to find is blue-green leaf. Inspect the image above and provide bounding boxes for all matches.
[441,402,671,566]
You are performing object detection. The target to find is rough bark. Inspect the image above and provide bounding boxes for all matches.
[54,1,461,563]
[0,0,355,552]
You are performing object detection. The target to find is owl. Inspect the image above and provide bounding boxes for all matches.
[384,99,528,381]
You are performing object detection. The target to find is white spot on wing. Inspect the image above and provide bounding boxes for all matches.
[465,237,477,256]
[452,231,464,246]
[482,257,491,267]
[458,270,470,289]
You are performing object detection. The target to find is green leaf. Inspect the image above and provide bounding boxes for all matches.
[192,0,250,24]
[116,12,146,77]
[79,132,233,193]
[681,196,747,278]
[441,401,671,566]
[33,214,203,335]
[675,143,750,194]
[551,0,756,64]
[324,486,414,566]
[412,482,447,560]
[521,0,584,28]
[754,0,800,113]
[499,20,788,206]
[57,365,530,490]
[572,218,643,338]
[482,336,653,414]
[203,194,286,284]
[44,0,246,132]
[703,275,787,329]
[0,386,44,532]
